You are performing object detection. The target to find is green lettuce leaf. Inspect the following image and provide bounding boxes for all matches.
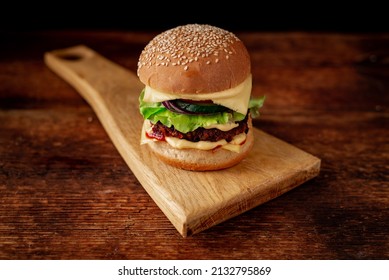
[139,89,265,133]
[249,96,266,118]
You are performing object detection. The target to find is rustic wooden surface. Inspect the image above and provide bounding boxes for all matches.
[0,30,388,259]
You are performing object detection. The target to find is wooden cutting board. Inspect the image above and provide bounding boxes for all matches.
[44,45,321,237]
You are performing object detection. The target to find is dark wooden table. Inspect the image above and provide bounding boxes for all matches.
[0,30,388,260]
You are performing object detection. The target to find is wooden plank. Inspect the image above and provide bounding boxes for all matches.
[44,45,321,237]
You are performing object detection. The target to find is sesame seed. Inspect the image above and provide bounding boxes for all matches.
[184,65,188,71]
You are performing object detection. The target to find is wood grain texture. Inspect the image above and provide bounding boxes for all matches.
[0,31,388,259]
[43,45,320,237]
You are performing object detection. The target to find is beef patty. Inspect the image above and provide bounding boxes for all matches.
[150,115,249,142]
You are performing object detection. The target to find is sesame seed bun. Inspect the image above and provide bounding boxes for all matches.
[137,24,251,94]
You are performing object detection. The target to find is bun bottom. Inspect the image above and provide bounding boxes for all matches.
[147,129,254,171]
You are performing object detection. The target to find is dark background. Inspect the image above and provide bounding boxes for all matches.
[2,2,388,33]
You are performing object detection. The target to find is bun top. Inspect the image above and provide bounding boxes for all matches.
[137,24,251,94]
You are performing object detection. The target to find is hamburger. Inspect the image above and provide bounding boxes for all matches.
[137,24,265,171]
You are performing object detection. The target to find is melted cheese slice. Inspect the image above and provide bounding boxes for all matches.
[140,120,246,153]
[203,122,239,131]
[143,75,252,114]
